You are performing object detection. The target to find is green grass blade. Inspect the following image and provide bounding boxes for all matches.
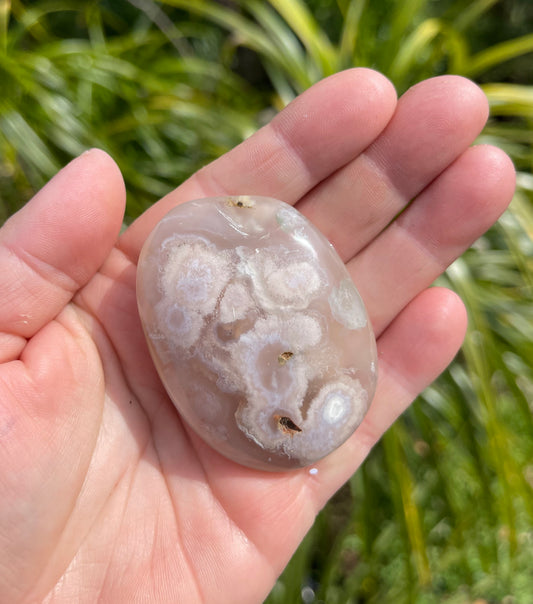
[0,0,10,53]
[267,0,339,76]
[388,17,443,86]
[383,424,432,592]
[159,0,281,65]
[379,0,429,72]
[338,0,366,68]
[389,0,428,43]
[453,0,501,31]
[244,0,315,91]
[465,33,533,78]
[160,0,314,91]
[7,0,78,43]
[125,0,193,55]
[482,83,533,117]
[446,257,530,548]
[262,60,300,106]
[0,102,61,177]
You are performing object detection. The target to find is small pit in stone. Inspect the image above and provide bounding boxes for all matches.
[273,414,302,436]
[227,196,255,209]
[277,351,294,365]
[256,343,299,392]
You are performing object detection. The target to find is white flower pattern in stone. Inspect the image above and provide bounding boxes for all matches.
[329,278,368,330]
[160,239,232,316]
[237,246,324,311]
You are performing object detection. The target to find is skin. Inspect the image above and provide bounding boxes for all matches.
[0,69,515,603]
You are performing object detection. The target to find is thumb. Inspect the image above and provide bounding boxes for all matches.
[0,149,125,360]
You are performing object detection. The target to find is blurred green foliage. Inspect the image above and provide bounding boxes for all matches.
[1,1,532,602]
[0,0,264,220]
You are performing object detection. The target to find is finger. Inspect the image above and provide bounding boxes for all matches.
[297,76,490,261]
[119,68,397,260]
[0,149,125,360]
[349,144,515,335]
[308,286,468,507]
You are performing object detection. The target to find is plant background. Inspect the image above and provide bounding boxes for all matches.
[1,1,532,602]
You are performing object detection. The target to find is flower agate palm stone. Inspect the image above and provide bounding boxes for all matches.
[137,196,377,471]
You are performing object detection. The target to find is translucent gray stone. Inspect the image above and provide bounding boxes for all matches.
[136,196,377,471]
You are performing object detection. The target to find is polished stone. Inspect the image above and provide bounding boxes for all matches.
[136,196,377,471]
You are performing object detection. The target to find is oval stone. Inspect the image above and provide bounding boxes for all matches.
[136,196,377,471]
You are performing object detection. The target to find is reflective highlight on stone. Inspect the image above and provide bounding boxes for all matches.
[136,196,377,471]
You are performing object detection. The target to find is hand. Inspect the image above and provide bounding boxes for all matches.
[0,69,515,603]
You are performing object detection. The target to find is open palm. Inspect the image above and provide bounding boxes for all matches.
[0,70,515,603]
